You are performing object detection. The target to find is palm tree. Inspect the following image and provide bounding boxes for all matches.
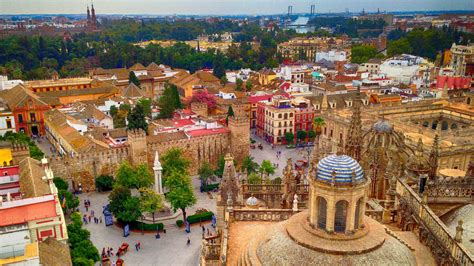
[313,117,326,135]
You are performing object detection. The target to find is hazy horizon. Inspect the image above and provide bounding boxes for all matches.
[1,0,473,15]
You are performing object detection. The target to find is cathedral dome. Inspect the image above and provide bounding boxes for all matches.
[373,120,393,133]
[316,154,364,183]
[246,196,258,207]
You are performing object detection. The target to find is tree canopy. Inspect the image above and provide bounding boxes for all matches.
[67,212,100,265]
[108,185,142,223]
[115,161,154,189]
[127,104,148,132]
[158,83,182,118]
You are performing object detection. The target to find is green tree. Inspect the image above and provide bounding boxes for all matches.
[67,212,100,265]
[235,78,243,91]
[108,186,142,223]
[115,161,136,189]
[245,80,252,91]
[164,170,197,221]
[137,98,152,117]
[296,130,307,142]
[313,117,326,135]
[387,38,413,57]
[158,84,180,118]
[220,76,228,85]
[110,105,118,117]
[351,45,381,64]
[198,162,214,186]
[58,189,79,211]
[53,177,68,191]
[213,55,226,78]
[285,132,295,144]
[227,105,235,118]
[95,175,114,192]
[247,172,262,184]
[241,156,259,174]
[214,155,225,177]
[115,161,153,189]
[161,148,191,179]
[128,71,141,87]
[307,130,316,140]
[127,104,148,132]
[259,160,275,177]
[139,187,164,224]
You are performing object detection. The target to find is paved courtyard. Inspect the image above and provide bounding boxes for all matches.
[250,132,313,178]
[77,176,217,266]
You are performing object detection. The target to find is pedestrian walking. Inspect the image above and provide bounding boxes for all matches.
[88,215,91,223]
[187,237,191,245]
[135,243,138,251]
[99,217,103,223]
[138,241,141,250]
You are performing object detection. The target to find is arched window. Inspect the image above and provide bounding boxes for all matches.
[284,113,288,119]
[334,200,348,232]
[354,198,363,229]
[451,123,458,130]
[317,197,327,230]
[441,121,448,130]
[431,121,438,130]
[467,97,471,105]
[422,121,429,127]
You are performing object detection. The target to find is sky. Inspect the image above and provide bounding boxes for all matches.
[1,0,473,15]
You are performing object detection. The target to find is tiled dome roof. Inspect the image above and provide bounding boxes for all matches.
[246,196,258,206]
[373,120,393,133]
[316,155,364,183]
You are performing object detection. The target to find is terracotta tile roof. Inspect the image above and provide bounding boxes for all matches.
[38,238,72,266]
[195,71,220,82]
[187,127,230,137]
[35,85,118,98]
[0,195,57,226]
[147,131,188,143]
[129,63,146,71]
[121,83,146,98]
[147,62,161,71]
[0,85,49,109]
[44,109,109,153]
[19,158,50,198]
[109,128,127,139]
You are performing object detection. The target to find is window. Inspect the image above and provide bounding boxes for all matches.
[30,113,36,122]
[18,114,23,123]
[6,119,12,129]
[334,201,348,232]
[317,197,327,230]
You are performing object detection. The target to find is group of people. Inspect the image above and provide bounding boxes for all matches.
[82,199,102,225]
[102,247,115,258]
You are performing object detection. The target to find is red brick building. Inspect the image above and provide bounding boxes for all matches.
[0,85,51,137]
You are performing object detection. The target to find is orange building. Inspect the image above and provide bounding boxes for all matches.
[0,85,51,137]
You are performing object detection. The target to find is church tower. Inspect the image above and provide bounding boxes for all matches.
[216,153,241,230]
[91,4,97,28]
[86,6,91,27]
[345,86,363,162]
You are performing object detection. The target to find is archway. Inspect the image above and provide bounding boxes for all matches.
[431,121,438,130]
[451,123,458,130]
[317,197,327,230]
[334,200,348,232]
[441,121,448,130]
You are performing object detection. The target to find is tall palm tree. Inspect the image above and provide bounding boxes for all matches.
[313,117,326,135]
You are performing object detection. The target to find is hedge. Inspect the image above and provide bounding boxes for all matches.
[127,221,164,231]
[200,183,219,192]
[186,211,214,224]
[176,220,184,227]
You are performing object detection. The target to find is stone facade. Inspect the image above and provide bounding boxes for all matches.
[46,116,249,189]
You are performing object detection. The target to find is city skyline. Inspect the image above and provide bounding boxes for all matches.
[1,0,473,15]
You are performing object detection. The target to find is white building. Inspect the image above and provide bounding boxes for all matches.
[379,54,429,84]
[0,76,23,91]
[0,99,15,136]
[315,50,347,62]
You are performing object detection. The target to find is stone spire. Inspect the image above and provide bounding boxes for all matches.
[441,81,449,100]
[428,134,439,180]
[86,6,91,23]
[321,93,329,111]
[345,86,363,161]
[219,153,240,204]
[153,151,163,194]
[91,3,96,23]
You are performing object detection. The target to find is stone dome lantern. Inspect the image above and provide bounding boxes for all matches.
[309,153,369,234]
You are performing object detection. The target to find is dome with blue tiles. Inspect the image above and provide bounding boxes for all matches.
[316,154,364,183]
